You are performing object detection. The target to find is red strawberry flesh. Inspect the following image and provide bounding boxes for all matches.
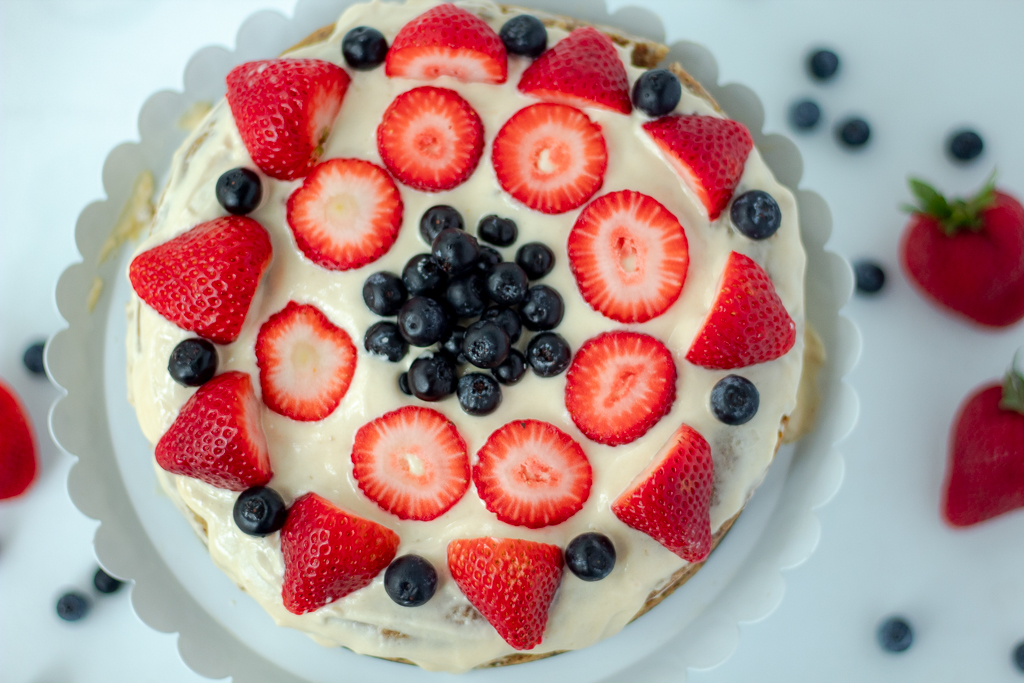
[0,379,38,500]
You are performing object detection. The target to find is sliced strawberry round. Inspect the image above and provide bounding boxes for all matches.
[351,406,469,521]
[377,86,484,193]
[473,419,591,529]
[447,537,563,650]
[129,216,272,345]
[281,492,399,615]
[155,371,272,491]
[286,158,403,271]
[565,331,677,446]
[518,27,631,114]
[255,301,356,422]
[686,251,796,369]
[611,423,713,562]
[385,4,507,84]
[643,115,753,220]
[568,190,689,323]
[0,379,37,500]
[492,103,607,215]
[226,58,350,181]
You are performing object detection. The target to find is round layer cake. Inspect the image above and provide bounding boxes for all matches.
[124,0,808,672]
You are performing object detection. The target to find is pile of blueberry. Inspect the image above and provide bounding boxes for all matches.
[788,48,873,149]
[362,205,571,416]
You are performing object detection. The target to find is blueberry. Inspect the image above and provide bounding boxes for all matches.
[1013,641,1024,672]
[476,245,503,275]
[877,616,913,653]
[362,271,407,316]
[420,205,464,244]
[402,254,448,296]
[233,486,288,536]
[565,533,616,581]
[56,592,91,622]
[482,307,522,343]
[492,348,527,385]
[432,228,480,276]
[364,321,408,362]
[445,273,488,319]
[384,555,438,607]
[837,117,871,148]
[730,190,782,240]
[520,285,564,331]
[442,326,468,364]
[342,26,388,70]
[407,353,457,401]
[854,260,886,294]
[215,167,262,215]
[398,372,412,396]
[515,242,555,279]
[486,262,529,307]
[527,332,571,377]
[398,296,451,347]
[948,129,984,162]
[631,69,682,117]
[478,214,518,247]
[168,339,218,387]
[457,373,503,416]
[499,14,547,58]
[789,99,821,130]
[93,568,123,595]
[710,375,759,425]
[22,340,45,376]
[808,49,840,80]
[463,320,511,369]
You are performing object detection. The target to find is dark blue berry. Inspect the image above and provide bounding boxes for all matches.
[520,285,564,331]
[710,375,759,426]
[233,486,288,536]
[23,341,45,376]
[492,348,527,385]
[420,205,464,244]
[730,190,782,240]
[56,592,91,622]
[93,568,123,595]
[446,273,488,319]
[565,533,616,581]
[631,69,682,117]
[515,242,554,279]
[482,307,522,343]
[808,49,840,80]
[478,215,518,247]
[527,332,571,377]
[342,26,388,70]
[398,296,451,347]
[1013,641,1024,672]
[432,228,480,276]
[476,244,503,275]
[402,254,448,296]
[948,129,984,162]
[877,616,913,653]
[854,260,886,294]
[442,326,468,364]
[398,372,412,396]
[364,321,408,362]
[362,271,407,316]
[789,99,821,130]
[486,262,529,307]
[463,320,511,369]
[168,339,218,387]
[837,117,871,147]
[407,352,457,401]
[215,167,262,215]
[499,14,547,58]
[457,373,503,416]
[384,555,437,607]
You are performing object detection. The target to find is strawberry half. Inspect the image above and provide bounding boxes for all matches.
[611,424,713,562]
[518,27,631,114]
[155,371,272,491]
[0,379,37,500]
[351,406,470,521]
[565,331,677,446]
[226,58,350,181]
[686,251,796,370]
[473,419,591,529]
[447,537,563,650]
[385,4,507,84]
[643,115,753,220]
[568,190,689,323]
[281,492,399,615]
[491,103,607,214]
[129,216,272,345]
[377,86,484,192]
[255,301,357,422]
[286,158,403,271]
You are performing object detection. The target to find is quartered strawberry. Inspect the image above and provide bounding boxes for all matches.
[568,190,689,323]
[518,27,630,114]
[129,216,272,345]
[491,103,606,214]
[351,406,470,521]
[286,158,403,271]
[155,371,272,491]
[686,251,796,370]
[0,379,37,500]
[612,424,714,562]
[385,3,507,84]
[377,86,484,192]
[255,301,356,422]
[565,331,677,446]
[226,58,350,181]
[447,537,563,650]
[473,419,591,529]
[643,115,753,220]
[281,492,399,614]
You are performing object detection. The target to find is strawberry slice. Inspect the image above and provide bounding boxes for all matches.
[129,216,272,345]
[518,27,631,114]
[226,58,350,181]
[611,424,714,562]
[286,158,403,271]
[377,86,484,192]
[155,371,272,491]
[568,190,689,323]
[472,420,591,529]
[447,537,563,650]
[351,406,470,521]
[686,251,796,369]
[491,103,607,215]
[565,331,677,446]
[281,492,399,614]
[255,301,357,422]
[0,379,37,500]
[385,4,507,84]
[643,115,753,220]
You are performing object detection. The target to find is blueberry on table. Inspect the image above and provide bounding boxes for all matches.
[93,568,123,595]
[730,190,782,240]
[457,373,503,416]
[948,129,984,162]
[853,260,886,294]
[432,228,480,276]
[515,242,555,280]
[631,69,682,117]
[384,555,438,607]
[420,205,464,244]
[402,254,448,296]
[527,332,571,377]
[492,348,527,385]
[808,48,840,80]
[407,353,457,401]
[789,99,821,131]
[520,285,564,331]
[486,262,529,307]
[398,296,451,347]
[710,375,759,426]
[233,486,289,536]
[837,117,871,148]
[364,321,408,362]
[362,271,407,316]
[56,592,91,622]
[565,533,616,581]
[877,616,913,653]
[475,244,503,275]
[167,339,218,387]
[1013,641,1024,672]
[215,167,262,215]
[22,341,45,376]
[499,14,547,58]
[482,307,522,344]
[398,372,412,396]
[478,214,518,247]
[446,273,488,319]
[342,26,388,70]
[463,320,511,369]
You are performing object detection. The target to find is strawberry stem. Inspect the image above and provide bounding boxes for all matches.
[1000,350,1024,415]
[901,170,998,237]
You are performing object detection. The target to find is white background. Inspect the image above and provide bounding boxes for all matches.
[2,0,1024,681]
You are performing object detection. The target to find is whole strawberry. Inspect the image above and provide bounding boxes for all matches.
[0,379,37,500]
[900,175,1024,327]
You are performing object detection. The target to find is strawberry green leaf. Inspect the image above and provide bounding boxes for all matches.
[903,171,998,237]
[999,350,1024,416]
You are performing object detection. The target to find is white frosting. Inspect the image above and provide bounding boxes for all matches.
[125,0,806,672]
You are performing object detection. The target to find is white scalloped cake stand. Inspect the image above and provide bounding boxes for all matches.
[47,1,859,680]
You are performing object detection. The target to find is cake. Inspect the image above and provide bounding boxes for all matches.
[124,0,810,672]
